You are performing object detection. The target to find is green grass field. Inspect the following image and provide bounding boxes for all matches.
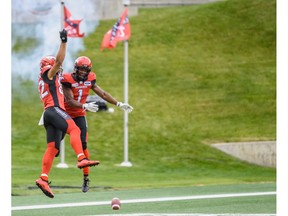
[12,0,276,211]
[12,183,276,216]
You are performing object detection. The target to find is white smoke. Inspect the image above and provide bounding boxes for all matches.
[12,0,99,82]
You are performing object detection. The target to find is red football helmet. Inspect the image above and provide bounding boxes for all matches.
[40,55,56,74]
[40,55,63,76]
[74,56,92,81]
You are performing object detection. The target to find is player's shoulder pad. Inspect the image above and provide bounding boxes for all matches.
[88,71,96,80]
[41,65,52,74]
[61,72,73,82]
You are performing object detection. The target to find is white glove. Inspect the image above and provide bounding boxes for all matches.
[82,102,99,112]
[117,102,133,113]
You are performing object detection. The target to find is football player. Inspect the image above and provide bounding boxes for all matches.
[61,56,133,192]
[36,30,100,198]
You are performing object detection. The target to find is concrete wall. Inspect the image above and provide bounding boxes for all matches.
[11,0,139,23]
[89,0,138,20]
[84,0,221,20]
[212,141,276,167]
[130,0,221,7]
[12,0,221,23]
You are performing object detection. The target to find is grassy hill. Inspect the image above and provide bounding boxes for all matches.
[12,0,276,196]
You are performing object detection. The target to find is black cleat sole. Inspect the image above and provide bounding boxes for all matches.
[78,163,100,169]
[36,182,54,198]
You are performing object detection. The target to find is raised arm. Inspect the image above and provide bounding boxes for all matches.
[47,29,67,80]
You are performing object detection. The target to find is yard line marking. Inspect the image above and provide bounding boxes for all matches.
[11,191,276,211]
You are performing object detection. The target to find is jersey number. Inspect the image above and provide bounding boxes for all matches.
[38,80,48,99]
[38,79,63,99]
[77,89,83,102]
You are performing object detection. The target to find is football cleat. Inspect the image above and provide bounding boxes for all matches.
[82,177,90,193]
[35,178,54,198]
[77,158,100,169]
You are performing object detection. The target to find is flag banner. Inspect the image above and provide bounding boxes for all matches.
[63,5,84,38]
[101,8,131,51]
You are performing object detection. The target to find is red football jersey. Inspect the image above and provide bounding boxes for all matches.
[61,72,96,118]
[38,70,65,110]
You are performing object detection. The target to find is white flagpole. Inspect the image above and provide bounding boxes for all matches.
[120,0,132,167]
[57,1,68,168]
[60,1,64,29]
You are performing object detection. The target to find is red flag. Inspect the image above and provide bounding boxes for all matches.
[101,8,131,51]
[63,5,84,38]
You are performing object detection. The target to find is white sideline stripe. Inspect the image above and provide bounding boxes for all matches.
[84,214,276,216]
[11,191,276,211]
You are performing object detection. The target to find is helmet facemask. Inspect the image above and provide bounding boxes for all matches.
[74,56,92,82]
[75,66,91,81]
